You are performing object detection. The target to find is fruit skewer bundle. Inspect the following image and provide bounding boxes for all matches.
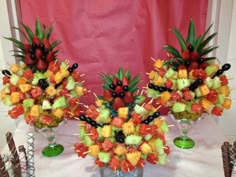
[74,68,170,172]
[0,18,88,128]
[146,20,232,121]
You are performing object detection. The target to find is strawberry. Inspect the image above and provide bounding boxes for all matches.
[156,67,166,76]
[73,107,81,117]
[69,97,78,107]
[114,86,123,93]
[89,127,98,141]
[199,62,209,69]
[41,115,53,125]
[181,49,191,60]
[206,90,218,102]
[113,77,119,85]
[164,146,170,155]
[122,76,129,86]
[43,38,51,49]
[109,156,121,171]
[187,61,198,71]
[24,44,31,53]
[146,153,158,164]
[32,36,41,45]
[31,87,42,98]
[3,76,10,84]
[111,117,124,128]
[103,90,113,101]
[23,68,33,80]
[24,53,36,65]
[48,61,60,73]
[178,65,186,70]
[36,59,47,70]
[63,108,73,118]
[164,79,173,88]
[124,91,134,103]
[46,51,55,62]
[95,158,105,167]
[190,51,200,61]
[219,75,228,85]
[191,103,202,113]
[136,158,145,168]
[35,49,42,60]
[113,97,125,110]
[102,139,113,151]
[121,160,134,172]
[211,106,223,116]
[71,71,81,81]
[183,91,193,101]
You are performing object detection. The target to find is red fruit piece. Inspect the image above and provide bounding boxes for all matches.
[114,86,123,93]
[111,117,125,128]
[24,113,35,124]
[36,59,47,70]
[69,97,79,107]
[31,87,42,98]
[41,115,53,125]
[9,85,17,92]
[124,92,133,103]
[187,61,198,71]
[171,92,182,101]
[191,103,202,113]
[164,79,173,89]
[95,158,105,167]
[35,49,42,60]
[131,113,142,124]
[191,51,200,61]
[86,105,99,120]
[219,75,228,85]
[43,38,51,49]
[63,108,73,119]
[113,77,119,85]
[89,127,99,141]
[121,160,134,172]
[164,146,170,155]
[102,139,113,151]
[24,44,31,53]
[206,90,218,102]
[48,61,60,73]
[103,90,113,101]
[183,91,193,101]
[32,36,40,45]
[23,68,33,80]
[73,107,82,117]
[199,62,209,69]
[24,53,36,65]
[74,143,88,158]
[146,153,158,164]
[181,50,191,60]
[113,97,125,110]
[71,71,81,82]
[46,51,55,62]
[138,124,149,135]
[211,106,223,116]
[122,76,129,86]
[156,67,166,77]
[150,125,158,135]
[109,156,121,171]
[136,158,145,168]
[3,76,10,84]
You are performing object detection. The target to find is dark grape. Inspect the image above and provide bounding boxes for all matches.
[68,67,73,73]
[30,54,36,59]
[72,63,78,69]
[117,80,122,86]
[222,63,231,71]
[187,45,194,52]
[109,84,116,90]
[32,43,38,49]
[153,112,160,118]
[123,85,129,91]
[154,85,159,91]
[147,115,154,122]
[2,70,11,76]
[158,86,167,92]
[39,43,44,50]
[185,60,191,66]
[143,119,149,124]
[41,55,46,60]
[148,83,154,89]
[29,48,35,54]
[90,120,97,127]
[85,117,92,124]
[115,131,125,143]
[198,58,205,64]
[112,92,117,98]
[43,48,48,54]
[79,114,86,121]
[119,92,125,98]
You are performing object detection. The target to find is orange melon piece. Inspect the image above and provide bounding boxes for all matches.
[199,84,210,96]
[10,92,20,104]
[10,64,19,73]
[200,98,212,111]
[114,145,127,156]
[45,85,57,96]
[101,125,112,138]
[52,108,64,118]
[30,105,40,117]
[118,107,129,118]
[222,98,232,109]
[160,91,171,102]
[122,121,135,135]
[153,76,163,86]
[218,86,230,96]
[154,59,163,69]
[178,69,188,78]
[19,84,32,93]
[89,145,100,157]
[17,77,27,85]
[148,70,156,80]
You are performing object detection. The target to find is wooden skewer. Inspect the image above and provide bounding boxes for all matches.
[140,89,144,95]
[83,151,90,155]
[150,57,156,62]
[92,165,98,171]
[80,74,85,77]
[73,133,80,136]
[54,59,58,65]
[168,124,175,127]
[146,72,150,75]
[148,99,154,104]
[93,92,98,99]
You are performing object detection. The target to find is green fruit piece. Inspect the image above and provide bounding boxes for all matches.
[34,121,43,129]
[212,77,221,89]
[60,62,68,69]
[3,84,10,93]
[146,88,160,98]
[10,74,20,86]
[3,95,12,106]
[134,105,147,115]
[98,152,111,163]
[172,102,186,113]
[99,109,110,122]
[141,154,148,160]
[80,127,86,141]
[186,102,192,112]
[96,127,104,140]
[160,121,169,133]
[205,77,213,88]
[177,79,190,90]
[217,94,225,105]
[165,68,176,78]
[125,135,142,145]
[52,96,67,109]
[23,98,34,109]
[84,135,94,146]
[66,76,75,90]
[195,88,202,97]
[16,68,24,76]
[144,134,152,141]
[42,100,52,110]
[155,138,163,148]
[70,90,77,97]
[205,65,217,75]
[158,153,167,165]
[32,72,46,85]
[134,95,145,104]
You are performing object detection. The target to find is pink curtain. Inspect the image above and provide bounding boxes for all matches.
[19,0,208,105]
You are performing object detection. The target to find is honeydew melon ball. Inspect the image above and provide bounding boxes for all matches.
[80,127,86,141]
[212,77,221,89]
[84,135,94,146]
[98,152,111,163]
[134,105,147,115]
[99,109,110,122]
[158,153,167,165]
[160,121,169,133]
[66,76,75,90]
[172,102,186,113]
[177,79,190,90]
[146,88,160,98]
[205,65,217,75]
[217,94,225,105]
[32,72,46,85]
[205,77,214,88]
[125,135,142,145]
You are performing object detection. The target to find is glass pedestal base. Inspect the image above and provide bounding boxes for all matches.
[42,144,64,157]
[100,167,143,177]
[174,136,195,149]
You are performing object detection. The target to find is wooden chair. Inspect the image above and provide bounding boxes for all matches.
[221,141,236,177]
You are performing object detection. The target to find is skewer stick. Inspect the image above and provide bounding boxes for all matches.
[92,165,98,171]
[93,92,98,99]
[146,72,150,75]
[80,74,85,77]
[148,99,154,104]
[151,57,156,62]
[83,151,90,155]
[54,59,58,65]
[140,89,144,95]
[168,124,175,127]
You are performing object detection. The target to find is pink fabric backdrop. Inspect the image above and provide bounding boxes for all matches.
[19,0,208,107]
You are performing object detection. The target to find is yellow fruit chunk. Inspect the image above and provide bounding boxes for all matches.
[52,108,64,118]
[160,91,171,102]
[60,68,70,78]
[178,69,188,78]
[199,84,210,96]
[114,145,127,156]
[154,59,163,69]
[75,86,86,96]
[148,138,157,153]
[1,90,7,100]
[140,142,152,154]
[89,145,100,157]
[153,76,163,86]
[17,77,27,85]
[148,70,156,80]
[218,86,230,96]
[10,92,20,104]
[118,107,129,118]
[126,151,141,166]
[222,98,232,109]
[54,72,64,84]
[30,105,40,117]
[19,84,32,93]
[10,64,19,73]
[45,85,57,96]
[200,98,213,111]
[95,100,104,107]
[122,121,135,135]
[101,125,112,138]
[153,118,163,127]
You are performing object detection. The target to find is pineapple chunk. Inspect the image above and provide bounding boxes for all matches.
[154,59,163,69]
[95,99,104,107]
[45,85,57,96]
[118,107,129,118]
[75,86,85,96]
[114,145,127,156]
[200,98,213,111]
[140,142,152,154]
[52,108,64,118]
[122,121,135,135]
[148,70,156,80]
[19,84,32,93]
[126,151,141,166]
[199,84,210,96]
[222,98,232,109]
[101,125,112,138]
[10,92,20,104]
[153,76,163,86]
[89,145,100,157]
[10,64,19,73]
[1,90,7,100]
[30,105,41,117]
[160,91,171,102]
[218,86,230,97]
[178,69,188,78]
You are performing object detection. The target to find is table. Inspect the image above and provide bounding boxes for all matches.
[2,115,227,177]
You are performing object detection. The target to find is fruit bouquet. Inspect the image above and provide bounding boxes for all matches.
[146,20,232,149]
[0,18,87,156]
[74,68,170,176]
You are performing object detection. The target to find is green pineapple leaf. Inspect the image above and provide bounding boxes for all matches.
[125,69,131,80]
[21,22,34,41]
[204,57,217,62]
[198,32,217,52]
[194,35,203,51]
[163,45,181,58]
[116,67,124,80]
[35,18,43,41]
[100,73,112,84]
[173,27,186,51]
[12,27,31,44]
[46,22,54,39]
[10,49,25,54]
[129,74,140,89]
[4,37,24,51]
[199,46,218,56]
[49,40,61,50]
[186,19,196,45]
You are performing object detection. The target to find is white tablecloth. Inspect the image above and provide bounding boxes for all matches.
[2,115,227,177]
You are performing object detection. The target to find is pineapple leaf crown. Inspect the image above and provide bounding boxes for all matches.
[5,18,61,71]
[163,19,218,70]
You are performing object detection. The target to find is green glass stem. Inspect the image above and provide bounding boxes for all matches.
[174,119,195,149]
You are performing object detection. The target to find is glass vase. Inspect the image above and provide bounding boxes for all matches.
[100,166,143,177]
[34,120,66,157]
[171,112,201,149]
